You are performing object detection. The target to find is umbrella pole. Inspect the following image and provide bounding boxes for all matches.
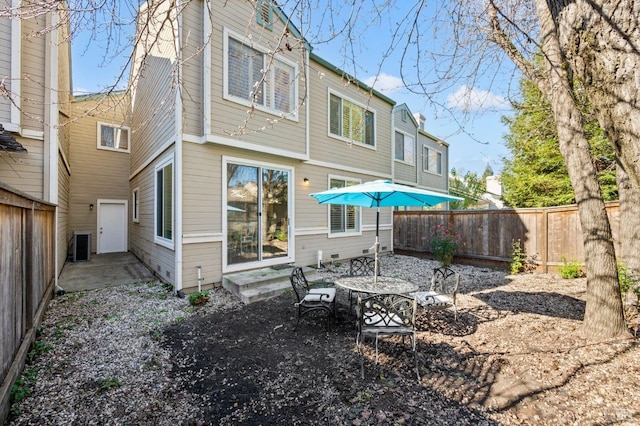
[374,208,380,283]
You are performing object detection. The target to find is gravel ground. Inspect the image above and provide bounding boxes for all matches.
[6,254,639,425]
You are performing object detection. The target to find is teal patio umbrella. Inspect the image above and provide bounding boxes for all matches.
[310,180,462,279]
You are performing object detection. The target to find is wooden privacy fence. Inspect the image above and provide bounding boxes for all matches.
[393,202,621,272]
[0,183,56,422]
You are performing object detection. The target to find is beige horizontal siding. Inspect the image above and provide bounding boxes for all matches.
[208,2,307,156]
[69,96,131,253]
[181,242,222,290]
[21,16,47,132]
[418,133,448,191]
[130,55,177,172]
[307,59,393,175]
[0,136,44,199]
[129,160,176,286]
[57,155,70,273]
[0,15,11,123]
[181,1,204,137]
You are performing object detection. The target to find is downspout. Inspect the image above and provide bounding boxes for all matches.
[305,49,310,159]
[174,2,184,297]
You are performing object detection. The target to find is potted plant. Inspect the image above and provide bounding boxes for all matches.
[429,223,460,267]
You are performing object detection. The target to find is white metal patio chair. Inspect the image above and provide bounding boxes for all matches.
[411,266,459,322]
[356,293,419,380]
[289,267,336,331]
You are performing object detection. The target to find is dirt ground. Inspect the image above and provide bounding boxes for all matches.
[161,261,640,425]
[7,256,639,425]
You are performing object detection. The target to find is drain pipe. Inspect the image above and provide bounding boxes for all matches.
[196,264,204,292]
[317,250,323,269]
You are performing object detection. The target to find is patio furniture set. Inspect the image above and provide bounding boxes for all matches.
[289,256,460,379]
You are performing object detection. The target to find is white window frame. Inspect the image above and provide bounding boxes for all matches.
[132,187,139,223]
[223,28,298,121]
[423,146,443,175]
[97,122,130,153]
[327,176,362,237]
[394,130,415,165]
[327,89,376,148]
[154,155,174,249]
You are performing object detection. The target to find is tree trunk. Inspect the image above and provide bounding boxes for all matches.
[555,0,640,192]
[617,164,640,296]
[534,0,629,339]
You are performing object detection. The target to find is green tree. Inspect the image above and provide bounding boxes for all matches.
[501,78,617,208]
[481,164,494,182]
[449,168,485,210]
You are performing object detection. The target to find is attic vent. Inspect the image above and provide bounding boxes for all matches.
[257,0,273,29]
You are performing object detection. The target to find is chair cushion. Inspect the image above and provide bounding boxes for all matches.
[303,289,336,303]
[309,288,336,299]
[410,291,451,307]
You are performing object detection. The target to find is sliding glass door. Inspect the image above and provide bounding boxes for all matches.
[227,162,290,266]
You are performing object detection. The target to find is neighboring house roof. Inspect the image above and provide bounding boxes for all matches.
[394,103,419,128]
[310,53,396,107]
[0,125,27,153]
[72,90,128,103]
[418,127,449,147]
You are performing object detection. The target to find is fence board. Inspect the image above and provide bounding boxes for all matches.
[393,202,621,272]
[0,184,55,423]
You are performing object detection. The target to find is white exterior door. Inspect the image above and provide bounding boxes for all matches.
[98,200,128,253]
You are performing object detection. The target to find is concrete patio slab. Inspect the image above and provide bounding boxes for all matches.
[58,252,155,293]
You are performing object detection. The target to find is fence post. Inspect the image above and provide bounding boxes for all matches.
[541,209,549,273]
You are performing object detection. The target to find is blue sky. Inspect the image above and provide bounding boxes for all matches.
[71,2,516,176]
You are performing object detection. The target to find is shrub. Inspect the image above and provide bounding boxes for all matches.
[188,290,210,306]
[510,240,526,274]
[559,257,585,279]
[510,240,538,274]
[618,261,640,305]
[429,223,460,266]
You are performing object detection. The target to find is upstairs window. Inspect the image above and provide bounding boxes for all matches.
[329,92,375,146]
[225,32,297,118]
[97,122,129,152]
[424,146,443,175]
[329,178,361,235]
[395,131,415,164]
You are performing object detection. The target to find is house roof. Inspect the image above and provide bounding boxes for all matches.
[394,103,419,127]
[310,53,396,106]
[271,2,310,50]
[0,125,27,153]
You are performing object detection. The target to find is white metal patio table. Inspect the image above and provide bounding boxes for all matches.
[335,276,418,295]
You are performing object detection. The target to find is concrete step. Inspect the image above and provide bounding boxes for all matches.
[222,265,322,304]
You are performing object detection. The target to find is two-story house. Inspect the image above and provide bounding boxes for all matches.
[121,0,454,295]
[1,1,453,298]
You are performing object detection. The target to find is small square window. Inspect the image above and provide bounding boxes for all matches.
[424,146,443,175]
[97,122,130,152]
